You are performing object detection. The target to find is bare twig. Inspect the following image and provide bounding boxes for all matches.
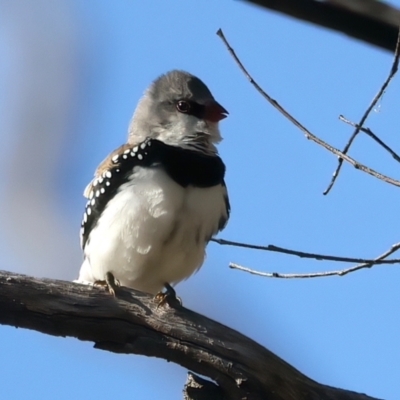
[216,29,400,188]
[229,242,400,279]
[211,237,400,265]
[323,29,400,195]
[339,115,400,163]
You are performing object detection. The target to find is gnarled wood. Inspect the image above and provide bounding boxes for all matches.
[0,270,379,400]
[183,373,224,400]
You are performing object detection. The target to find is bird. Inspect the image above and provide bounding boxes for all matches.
[75,70,230,297]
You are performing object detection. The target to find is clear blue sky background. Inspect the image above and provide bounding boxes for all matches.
[0,1,399,399]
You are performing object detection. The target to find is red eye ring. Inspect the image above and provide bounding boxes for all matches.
[176,100,191,113]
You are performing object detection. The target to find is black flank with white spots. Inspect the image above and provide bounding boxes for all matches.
[81,138,229,249]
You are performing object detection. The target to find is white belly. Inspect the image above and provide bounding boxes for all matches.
[78,167,227,294]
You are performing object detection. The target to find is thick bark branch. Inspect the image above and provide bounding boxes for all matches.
[183,373,224,400]
[0,270,379,400]
[246,0,400,51]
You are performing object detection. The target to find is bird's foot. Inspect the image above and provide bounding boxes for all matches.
[155,283,182,308]
[94,272,120,296]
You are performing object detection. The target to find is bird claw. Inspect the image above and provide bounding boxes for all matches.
[94,272,120,296]
[155,283,181,308]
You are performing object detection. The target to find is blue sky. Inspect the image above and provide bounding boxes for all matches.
[0,1,399,399]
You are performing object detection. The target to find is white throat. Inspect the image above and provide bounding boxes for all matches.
[153,115,221,155]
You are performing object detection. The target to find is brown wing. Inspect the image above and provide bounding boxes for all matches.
[83,143,132,198]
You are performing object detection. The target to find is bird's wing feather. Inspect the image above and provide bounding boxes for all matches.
[80,140,155,249]
[83,143,133,198]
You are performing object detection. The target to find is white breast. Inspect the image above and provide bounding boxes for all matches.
[77,166,227,294]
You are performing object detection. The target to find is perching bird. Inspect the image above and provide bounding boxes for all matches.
[76,70,230,296]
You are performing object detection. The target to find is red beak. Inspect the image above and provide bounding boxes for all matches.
[204,100,229,122]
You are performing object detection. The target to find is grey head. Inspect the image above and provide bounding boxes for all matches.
[128,70,228,154]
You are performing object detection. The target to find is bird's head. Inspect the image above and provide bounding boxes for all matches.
[128,70,228,155]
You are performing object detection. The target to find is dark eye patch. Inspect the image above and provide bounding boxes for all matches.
[176,99,205,119]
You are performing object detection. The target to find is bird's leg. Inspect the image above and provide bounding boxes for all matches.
[94,272,120,296]
[155,283,182,308]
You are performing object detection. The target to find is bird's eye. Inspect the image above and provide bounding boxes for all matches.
[176,100,191,113]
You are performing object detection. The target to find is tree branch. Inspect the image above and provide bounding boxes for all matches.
[339,115,400,163]
[229,242,400,279]
[245,0,400,51]
[183,372,224,400]
[212,237,400,265]
[0,270,379,400]
[217,29,400,189]
[323,30,400,194]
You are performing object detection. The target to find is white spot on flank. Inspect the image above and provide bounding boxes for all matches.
[123,154,128,159]
[89,190,94,199]
[100,188,105,194]
[83,212,87,223]
[106,181,110,186]
[112,155,119,162]
[137,244,151,255]
[93,179,98,187]
[140,142,146,149]
[124,149,130,154]
[138,154,143,160]
[91,199,95,206]
[96,190,100,197]
[98,177,104,184]
[130,152,135,157]
[105,171,112,178]
[87,207,92,215]
[133,146,138,152]
[116,169,120,172]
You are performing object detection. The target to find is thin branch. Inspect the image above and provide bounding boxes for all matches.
[229,242,400,279]
[211,237,400,265]
[323,29,400,194]
[339,115,400,163]
[0,271,378,400]
[216,29,400,188]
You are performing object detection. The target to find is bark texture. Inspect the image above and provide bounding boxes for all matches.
[0,270,379,400]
